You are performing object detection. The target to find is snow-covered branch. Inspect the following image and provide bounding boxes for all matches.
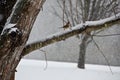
[22,13,120,56]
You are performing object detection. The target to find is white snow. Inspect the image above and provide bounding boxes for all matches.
[8,27,18,34]
[4,24,16,29]
[1,24,16,34]
[15,59,120,80]
[0,24,16,35]
[85,13,120,26]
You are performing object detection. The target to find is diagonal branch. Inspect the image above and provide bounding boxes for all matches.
[92,33,120,37]
[91,36,113,74]
[22,13,120,56]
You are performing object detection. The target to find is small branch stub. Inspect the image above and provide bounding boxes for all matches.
[2,24,22,46]
[0,23,22,59]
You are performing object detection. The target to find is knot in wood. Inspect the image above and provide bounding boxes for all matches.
[1,27,22,47]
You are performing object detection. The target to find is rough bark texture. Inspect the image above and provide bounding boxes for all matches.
[0,0,45,80]
[0,0,17,80]
[10,72,15,80]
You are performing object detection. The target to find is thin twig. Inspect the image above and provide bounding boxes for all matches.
[63,0,65,26]
[91,36,113,74]
[51,6,63,20]
[39,49,48,70]
[92,33,120,37]
[108,0,117,17]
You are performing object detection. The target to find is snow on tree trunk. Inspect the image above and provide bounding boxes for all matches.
[0,0,45,80]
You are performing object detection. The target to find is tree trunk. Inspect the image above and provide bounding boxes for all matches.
[10,73,15,80]
[0,0,45,80]
[78,34,90,69]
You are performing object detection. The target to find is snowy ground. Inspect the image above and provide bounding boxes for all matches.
[15,59,120,80]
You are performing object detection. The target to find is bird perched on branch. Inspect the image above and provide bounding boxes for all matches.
[59,21,71,30]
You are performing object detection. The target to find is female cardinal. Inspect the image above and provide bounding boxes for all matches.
[59,22,70,30]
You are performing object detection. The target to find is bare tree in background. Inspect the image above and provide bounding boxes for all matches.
[53,0,120,68]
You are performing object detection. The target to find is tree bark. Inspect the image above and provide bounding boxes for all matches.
[78,34,90,69]
[10,73,15,80]
[0,0,45,80]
